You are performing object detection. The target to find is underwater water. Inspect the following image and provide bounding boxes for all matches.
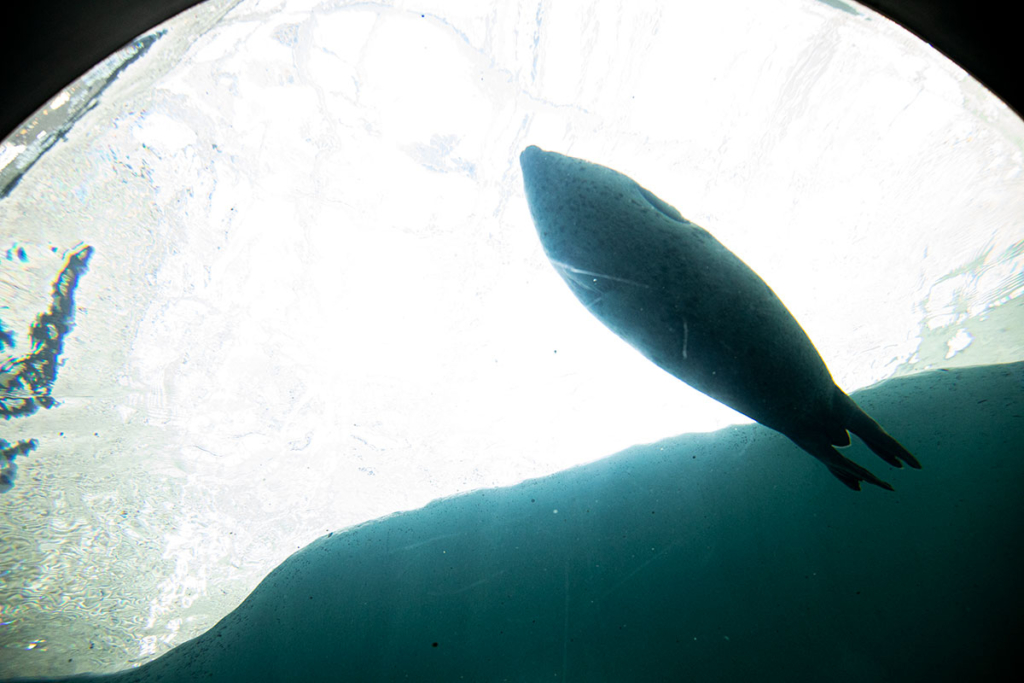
[2,0,1023,681]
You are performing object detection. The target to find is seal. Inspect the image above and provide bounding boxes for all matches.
[520,146,920,491]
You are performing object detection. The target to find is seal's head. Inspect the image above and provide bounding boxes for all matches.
[520,145,690,282]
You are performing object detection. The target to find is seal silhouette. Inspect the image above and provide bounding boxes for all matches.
[520,146,920,491]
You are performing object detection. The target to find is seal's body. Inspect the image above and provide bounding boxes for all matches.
[520,146,920,490]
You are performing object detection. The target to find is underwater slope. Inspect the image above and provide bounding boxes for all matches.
[4,362,1022,682]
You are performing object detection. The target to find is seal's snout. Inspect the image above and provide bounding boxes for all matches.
[521,145,555,217]
[520,145,545,182]
[520,144,543,163]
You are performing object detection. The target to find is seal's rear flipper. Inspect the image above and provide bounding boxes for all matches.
[827,466,864,492]
[838,392,922,470]
[796,437,895,492]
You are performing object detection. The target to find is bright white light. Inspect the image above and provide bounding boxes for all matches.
[946,328,974,358]
[0,141,25,171]
[48,89,71,111]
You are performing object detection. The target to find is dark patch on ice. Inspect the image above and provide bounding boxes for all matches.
[0,244,94,492]
[815,0,860,16]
